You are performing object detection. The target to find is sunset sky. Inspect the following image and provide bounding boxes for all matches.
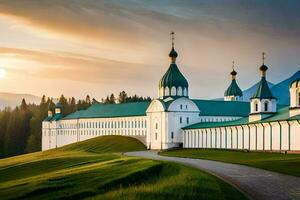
[0,0,299,100]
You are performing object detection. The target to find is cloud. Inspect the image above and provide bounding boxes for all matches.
[0,47,156,84]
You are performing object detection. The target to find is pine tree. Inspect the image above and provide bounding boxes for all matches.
[118,91,128,103]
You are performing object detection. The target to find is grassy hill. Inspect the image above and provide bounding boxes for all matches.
[0,136,247,200]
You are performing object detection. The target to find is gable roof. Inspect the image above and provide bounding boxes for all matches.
[62,102,151,120]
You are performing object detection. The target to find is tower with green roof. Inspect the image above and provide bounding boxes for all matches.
[224,61,243,101]
[249,53,277,122]
[158,32,189,99]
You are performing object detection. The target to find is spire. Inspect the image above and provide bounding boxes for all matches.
[230,61,237,79]
[169,31,178,63]
[260,52,268,77]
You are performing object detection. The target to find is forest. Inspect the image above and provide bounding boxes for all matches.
[0,91,151,158]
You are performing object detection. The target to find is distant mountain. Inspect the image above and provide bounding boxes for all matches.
[242,81,275,102]
[270,70,300,105]
[0,92,41,109]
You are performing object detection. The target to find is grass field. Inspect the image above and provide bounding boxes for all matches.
[0,136,247,200]
[160,149,300,177]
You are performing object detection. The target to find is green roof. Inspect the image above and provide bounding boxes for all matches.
[62,102,151,120]
[159,63,188,89]
[224,79,243,97]
[184,106,299,130]
[192,100,250,117]
[252,77,276,99]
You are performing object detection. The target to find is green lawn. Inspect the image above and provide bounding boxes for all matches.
[160,149,300,177]
[0,136,247,200]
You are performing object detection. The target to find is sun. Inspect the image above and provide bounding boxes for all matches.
[0,68,6,78]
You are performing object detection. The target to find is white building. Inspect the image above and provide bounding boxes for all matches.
[42,41,300,152]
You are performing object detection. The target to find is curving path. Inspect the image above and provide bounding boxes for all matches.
[125,151,300,200]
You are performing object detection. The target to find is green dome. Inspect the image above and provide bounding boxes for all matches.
[159,63,189,89]
[169,47,178,58]
[225,79,243,97]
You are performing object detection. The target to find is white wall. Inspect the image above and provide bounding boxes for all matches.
[183,120,300,151]
[42,115,148,151]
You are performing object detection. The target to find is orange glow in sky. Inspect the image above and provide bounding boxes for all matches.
[0,0,299,100]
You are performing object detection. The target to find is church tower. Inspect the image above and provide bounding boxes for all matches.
[158,32,189,99]
[249,53,277,122]
[224,61,243,101]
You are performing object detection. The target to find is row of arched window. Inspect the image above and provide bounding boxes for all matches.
[160,86,188,97]
[44,129,146,137]
[60,119,147,130]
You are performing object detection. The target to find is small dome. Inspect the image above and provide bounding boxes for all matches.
[230,70,237,76]
[225,79,243,97]
[290,77,300,88]
[260,64,268,72]
[169,47,178,58]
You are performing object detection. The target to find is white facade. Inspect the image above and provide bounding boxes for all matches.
[183,120,300,151]
[43,116,148,151]
[42,97,243,151]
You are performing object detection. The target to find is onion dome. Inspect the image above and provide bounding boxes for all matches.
[169,47,178,59]
[230,69,237,76]
[260,64,268,72]
[225,63,242,98]
[158,32,189,98]
[159,48,189,89]
[224,79,243,97]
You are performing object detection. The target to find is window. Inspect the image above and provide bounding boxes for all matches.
[171,132,174,139]
[264,101,269,112]
[155,133,158,140]
[180,117,182,124]
[180,104,183,109]
[186,105,188,109]
[298,92,300,106]
[186,117,189,124]
[255,101,258,112]
[155,123,158,129]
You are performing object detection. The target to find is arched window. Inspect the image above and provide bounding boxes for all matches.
[171,87,176,96]
[164,87,170,96]
[179,117,182,124]
[264,101,269,112]
[183,87,188,96]
[155,123,158,129]
[186,117,189,124]
[254,101,259,112]
[171,132,174,140]
[177,87,183,96]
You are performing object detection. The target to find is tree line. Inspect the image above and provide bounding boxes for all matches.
[0,91,151,158]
